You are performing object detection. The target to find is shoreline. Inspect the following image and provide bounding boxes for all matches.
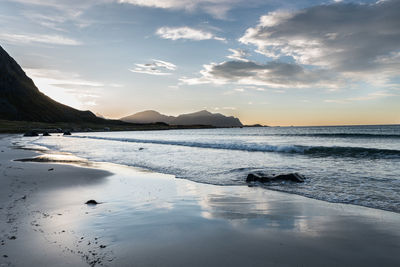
[23,132,400,214]
[1,134,400,266]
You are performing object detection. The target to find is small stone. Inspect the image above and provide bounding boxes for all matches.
[85,200,99,205]
[100,245,106,249]
[48,168,54,171]
[8,236,16,240]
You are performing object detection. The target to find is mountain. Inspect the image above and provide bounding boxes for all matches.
[172,110,243,127]
[121,110,175,124]
[0,45,105,123]
[121,110,243,127]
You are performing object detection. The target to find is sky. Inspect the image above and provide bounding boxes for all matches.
[0,0,399,126]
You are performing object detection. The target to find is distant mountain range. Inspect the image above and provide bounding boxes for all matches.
[0,45,108,123]
[0,45,243,128]
[121,110,243,127]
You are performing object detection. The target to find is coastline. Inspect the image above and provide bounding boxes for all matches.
[1,134,400,266]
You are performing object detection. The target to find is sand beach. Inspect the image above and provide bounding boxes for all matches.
[0,134,399,266]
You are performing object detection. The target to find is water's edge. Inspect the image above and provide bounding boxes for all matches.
[15,135,400,214]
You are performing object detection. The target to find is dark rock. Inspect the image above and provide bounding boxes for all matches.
[42,131,51,136]
[48,168,54,171]
[23,131,39,137]
[100,245,106,249]
[246,172,305,183]
[85,200,99,205]
[63,131,72,136]
[274,173,305,183]
[8,236,16,240]
[3,255,8,258]
[246,173,263,182]
[139,147,144,151]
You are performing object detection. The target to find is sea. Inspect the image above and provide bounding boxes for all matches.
[27,125,400,213]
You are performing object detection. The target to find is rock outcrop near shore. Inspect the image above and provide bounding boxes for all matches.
[246,173,305,183]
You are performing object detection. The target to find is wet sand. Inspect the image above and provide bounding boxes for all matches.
[1,135,400,266]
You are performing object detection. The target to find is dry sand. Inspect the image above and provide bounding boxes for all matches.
[0,134,399,266]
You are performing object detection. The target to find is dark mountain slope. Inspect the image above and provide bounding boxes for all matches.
[0,45,105,123]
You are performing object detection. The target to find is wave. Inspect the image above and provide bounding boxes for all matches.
[232,133,400,138]
[69,135,400,158]
[272,133,400,138]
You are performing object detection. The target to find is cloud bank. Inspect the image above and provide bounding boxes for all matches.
[181,60,337,88]
[239,0,400,74]
[184,0,400,90]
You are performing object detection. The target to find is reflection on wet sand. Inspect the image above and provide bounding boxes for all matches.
[15,153,94,167]
[33,160,400,267]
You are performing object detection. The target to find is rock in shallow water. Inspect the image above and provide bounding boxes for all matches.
[246,172,305,183]
[23,131,39,137]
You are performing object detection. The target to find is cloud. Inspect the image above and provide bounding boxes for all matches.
[9,0,104,13]
[156,27,225,41]
[239,0,400,75]
[10,0,265,19]
[180,60,338,89]
[324,91,398,104]
[20,11,69,31]
[214,106,237,110]
[226,48,249,61]
[118,0,247,19]
[129,59,177,75]
[0,33,81,46]
[25,68,105,87]
[8,0,114,31]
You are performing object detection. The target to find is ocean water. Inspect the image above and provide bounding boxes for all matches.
[28,125,400,213]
